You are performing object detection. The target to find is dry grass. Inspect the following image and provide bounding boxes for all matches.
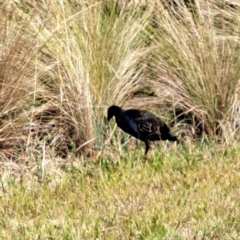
[144,0,240,141]
[0,0,152,159]
[0,0,239,159]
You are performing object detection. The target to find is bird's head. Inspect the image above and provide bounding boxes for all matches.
[107,105,122,121]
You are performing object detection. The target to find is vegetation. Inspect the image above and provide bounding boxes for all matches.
[0,0,239,239]
[0,143,240,239]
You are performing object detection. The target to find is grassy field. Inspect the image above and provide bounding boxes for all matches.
[0,142,239,239]
[0,0,240,239]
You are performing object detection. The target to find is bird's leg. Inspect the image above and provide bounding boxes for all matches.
[145,141,150,155]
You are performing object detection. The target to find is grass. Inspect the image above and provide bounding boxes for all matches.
[0,0,240,158]
[146,0,240,139]
[0,142,239,239]
[0,1,240,239]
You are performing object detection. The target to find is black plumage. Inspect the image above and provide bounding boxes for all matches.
[107,105,178,155]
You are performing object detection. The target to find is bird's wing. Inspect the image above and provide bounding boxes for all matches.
[134,116,161,134]
[125,109,168,136]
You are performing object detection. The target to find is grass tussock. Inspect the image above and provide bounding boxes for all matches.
[145,0,240,142]
[0,0,153,158]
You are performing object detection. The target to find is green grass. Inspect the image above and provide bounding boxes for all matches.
[0,143,239,239]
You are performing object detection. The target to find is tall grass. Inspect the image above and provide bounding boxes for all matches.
[0,0,239,159]
[0,1,150,159]
[0,6,39,159]
[146,0,240,142]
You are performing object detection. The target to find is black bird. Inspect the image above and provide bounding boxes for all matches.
[107,105,178,155]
